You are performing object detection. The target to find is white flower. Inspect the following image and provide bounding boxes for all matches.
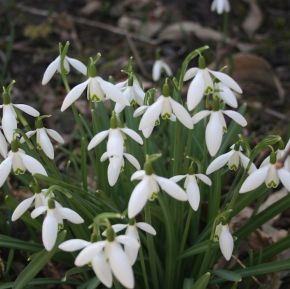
[171,173,212,211]
[138,95,193,138]
[215,223,234,261]
[88,127,143,186]
[184,67,242,111]
[0,129,8,158]
[108,222,156,265]
[61,77,129,112]
[11,189,49,221]
[0,146,47,187]
[0,103,40,143]
[114,79,145,113]
[240,158,290,193]
[31,200,84,251]
[206,146,256,174]
[42,55,87,85]
[192,109,247,156]
[22,127,64,159]
[211,0,230,14]
[128,170,188,218]
[152,59,172,81]
[59,235,139,289]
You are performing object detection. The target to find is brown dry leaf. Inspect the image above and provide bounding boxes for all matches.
[242,0,263,37]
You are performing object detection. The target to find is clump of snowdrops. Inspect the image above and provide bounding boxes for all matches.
[1,41,290,289]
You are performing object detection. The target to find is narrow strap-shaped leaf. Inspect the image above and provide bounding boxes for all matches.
[12,231,66,289]
[0,234,42,252]
[192,272,211,289]
[213,269,242,282]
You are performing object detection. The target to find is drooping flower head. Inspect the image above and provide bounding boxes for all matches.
[211,0,230,14]
[215,223,234,261]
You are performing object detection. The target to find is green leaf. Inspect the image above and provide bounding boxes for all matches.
[12,231,66,289]
[180,240,218,259]
[192,272,211,289]
[213,269,242,282]
[77,277,100,289]
[0,234,42,252]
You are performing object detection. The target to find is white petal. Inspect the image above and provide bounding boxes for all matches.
[160,61,172,76]
[124,153,141,170]
[278,168,290,191]
[0,156,12,187]
[170,175,186,183]
[87,130,109,150]
[0,131,8,158]
[152,61,161,81]
[139,98,163,130]
[75,241,106,266]
[192,110,211,125]
[169,98,193,129]
[2,105,17,142]
[42,57,60,85]
[183,67,198,81]
[46,129,64,144]
[59,239,90,252]
[107,129,124,157]
[206,151,233,174]
[100,152,109,162]
[59,207,84,224]
[155,176,187,201]
[20,153,47,176]
[31,205,47,218]
[131,170,145,181]
[240,166,269,193]
[187,70,205,111]
[209,70,242,93]
[121,128,143,144]
[92,252,113,287]
[142,126,155,139]
[223,110,247,127]
[206,112,224,156]
[20,130,36,143]
[239,153,256,173]
[219,225,234,261]
[195,174,212,186]
[218,83,238,108]
[133,105,148,118]
[128,178,151,218]
[98,78,129,105]
[116,235,140,265]
[12,195,35,221]
[61,79,89,112]
[108,157,122,186]
[108,242,134,289]
[13,104,40,117]
[42,211,58,251]
[186,176,200,211]
[111,224,128,233]
[66,57,87,75]
[136,222,156,235]
[38,129,54,159]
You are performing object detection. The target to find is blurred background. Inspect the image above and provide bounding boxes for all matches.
[0,0,289,136]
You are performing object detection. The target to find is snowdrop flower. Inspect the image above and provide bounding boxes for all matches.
[0,101,39,143]
[215,82,238,108]
[192,109,247,156]
[184,64,242,111]
[115,77,145,113]
[107,221,156,264]
[21,117,64,159]
[0,140,47,187]
[88,117,143,186]
[152,59,172,81]
[171,173,212,211]
[61,76,129,112]
[31,199,84,251]
[206,144,256,174]
[211,0,230,14]
[42,55,87,85]
[138,83,193,138]
[128,167,187,218]
[240,154,290,193]
[11,188,49,221]
[215,223,234,261]
[59,230,139,288]
[0,129,8,158]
